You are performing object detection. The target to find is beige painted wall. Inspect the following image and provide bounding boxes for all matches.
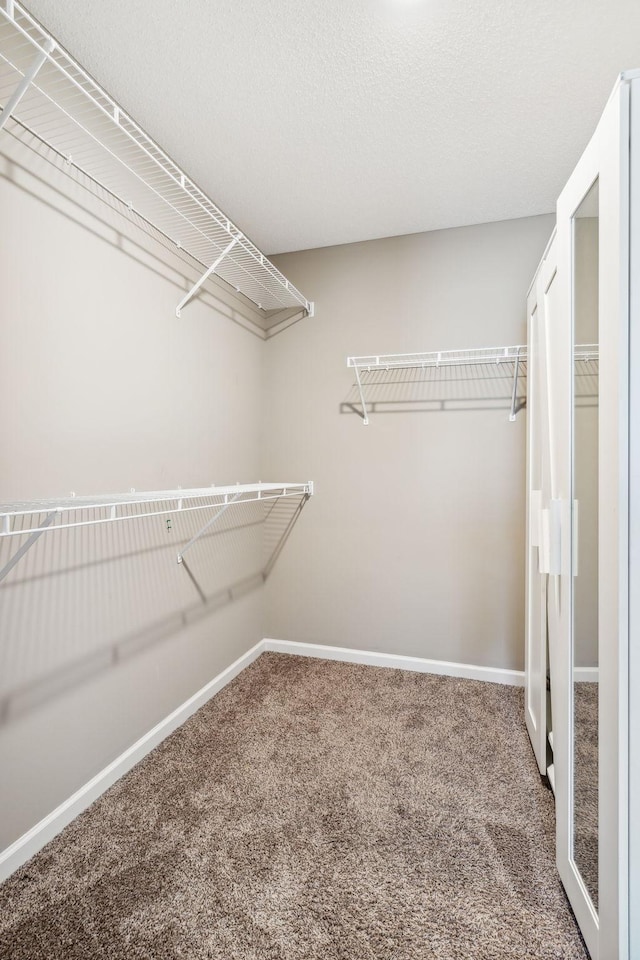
[0,136,267,848]
[0,131,555,852]
[263,216,555,671]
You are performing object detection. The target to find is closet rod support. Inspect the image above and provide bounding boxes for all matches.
[353,364,369,425]
[175,236,239,318]
[0,37,55,133]
[509,347,522,421]
[0,511,56,584]
[177,493,242,564]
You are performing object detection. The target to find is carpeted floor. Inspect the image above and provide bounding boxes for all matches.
[573,681,598,910]
[0,653,588,959]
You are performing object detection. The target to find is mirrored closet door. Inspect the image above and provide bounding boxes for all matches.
[525,69,639,960]
[571,180,599,916]
[552,76,631,959]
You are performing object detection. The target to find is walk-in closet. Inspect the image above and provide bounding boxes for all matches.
[0,2,638,958]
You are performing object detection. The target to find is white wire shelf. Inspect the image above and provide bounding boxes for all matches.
[0,1,313,318]
[347,346,527,372]
[0,482,313,538]
[0,481,314,584]
[347,345,599,424]
[574,344,599,362]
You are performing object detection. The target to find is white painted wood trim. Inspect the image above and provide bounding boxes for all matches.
[0,640,264,884]
[573,667,599,682]
[628,70,640,960]
[263,639,525,687]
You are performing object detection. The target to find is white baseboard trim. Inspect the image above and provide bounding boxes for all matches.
[0,639,264,885]
[0,637,523,884]
[574,667,599,682]
[263,639,525,687]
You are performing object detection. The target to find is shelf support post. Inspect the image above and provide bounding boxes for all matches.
[0,512,56,584]
[177,493,242,564]
[509,346,522,421]
[175,236,239,318]
[353,364,369,425]
[0,38,55,133]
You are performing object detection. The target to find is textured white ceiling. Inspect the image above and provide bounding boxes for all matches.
[20,0,640,254]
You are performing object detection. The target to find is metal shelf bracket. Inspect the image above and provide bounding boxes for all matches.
[509,346,522,422]
[0,33,54,133]
[353,363,369,425]
[0,511,56,584]
[175,236,239,318]
[176,492,242,564]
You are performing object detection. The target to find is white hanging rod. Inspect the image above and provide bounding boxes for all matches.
[0,2,313,318]
[347,344,599,424]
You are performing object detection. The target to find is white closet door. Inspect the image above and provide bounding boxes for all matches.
[538,240,567,807]
[629,68,640,960]
[545,192,588,944]
[525,235,556,775]
[553,75,632,960]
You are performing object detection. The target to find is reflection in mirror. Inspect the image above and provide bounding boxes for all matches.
[572,179,599,909]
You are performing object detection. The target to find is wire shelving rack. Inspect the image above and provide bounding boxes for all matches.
[0,481,314,584]
[0,1,313,318]
[347,345,599,424]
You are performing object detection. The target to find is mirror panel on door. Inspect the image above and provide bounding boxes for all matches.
[571,178,599,911]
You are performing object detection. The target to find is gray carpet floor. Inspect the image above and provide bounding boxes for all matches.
[0,653,588,959]
[573,681,598,910]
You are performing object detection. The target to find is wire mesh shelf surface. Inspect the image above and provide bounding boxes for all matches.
[0,1,312,315]
[0,482,314,538]
[347,345,599,424]
[347,347,527,371]
[347,344,599,372]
